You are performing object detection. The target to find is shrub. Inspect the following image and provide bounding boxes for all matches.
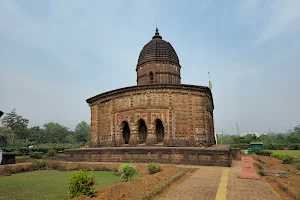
[32,160,46,169]
[254,149,272,156]
[272,154,294,164]
[230,144,250,150]
[148,162,162,174]
[271,154,282,160]
[282,155,293,164]
[68,169,96,199]
[296,163,300,170]
[258,170,265,176]
[118,163,137,182]
[29,152,44,159]
[46,149,57,157]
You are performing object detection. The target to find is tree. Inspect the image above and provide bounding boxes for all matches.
[0,126,12,147]
[74,121,90,145]
[1,109,29,147]
[43,122,69,144]
[26,126,44,144]
[287,125,300,143]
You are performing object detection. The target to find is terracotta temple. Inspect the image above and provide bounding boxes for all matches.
[87,28,216,148]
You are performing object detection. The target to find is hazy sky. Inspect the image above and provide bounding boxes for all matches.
[1,0,300,134]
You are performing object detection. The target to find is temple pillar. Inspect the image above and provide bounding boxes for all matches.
[129,128,139,146]
[146,129,157,145]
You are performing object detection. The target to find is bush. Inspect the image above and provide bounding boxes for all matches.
[258,170,265,176]
[271,154,282,160]
[30,152,44,159]
[282,155,294,164]
[32,160,46,169]
[46,149,57,157]
[118,163,137,182]
[68,169,96,199]
[148,162,162,174]
[271,154,294,164]
[230,144,250,150]
[296,163,300,170]
[254,149,272,156]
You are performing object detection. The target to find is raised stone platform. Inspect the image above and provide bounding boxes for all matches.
[64,145,232,167]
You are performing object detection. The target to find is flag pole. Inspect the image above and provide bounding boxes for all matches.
[208,68,210,88]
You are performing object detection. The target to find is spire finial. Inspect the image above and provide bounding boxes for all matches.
[152,26,162,39]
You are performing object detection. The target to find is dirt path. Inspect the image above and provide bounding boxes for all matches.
[156,161,280,200]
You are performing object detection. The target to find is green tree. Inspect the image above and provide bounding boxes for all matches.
[0,126,12,147]
[1,109,29,139]
[26,126,44,144]
[74,121,90,145]
[43,122,69,144]
[287,125,300,143]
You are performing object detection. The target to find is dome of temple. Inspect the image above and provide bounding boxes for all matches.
[136,28,180,70]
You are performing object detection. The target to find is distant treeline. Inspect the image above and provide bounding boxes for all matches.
[217,125,300,150]
[0,109,90,149]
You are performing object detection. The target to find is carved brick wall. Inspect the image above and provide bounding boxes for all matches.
[88,85,215,147]
[90,103,99,147]
[137,62,181,85]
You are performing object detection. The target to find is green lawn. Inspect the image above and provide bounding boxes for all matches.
[269,150,300,158]
[0,170,120,200]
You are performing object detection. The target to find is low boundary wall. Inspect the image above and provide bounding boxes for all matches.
[64,145,232,167]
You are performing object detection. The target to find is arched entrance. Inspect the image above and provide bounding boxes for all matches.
[121,121,130,144]
[138,119,147,143]
[155,119,164,143]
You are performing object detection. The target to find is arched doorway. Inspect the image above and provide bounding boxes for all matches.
[155,119,164,143]
[121,121,130,144]
[138,119,147,143]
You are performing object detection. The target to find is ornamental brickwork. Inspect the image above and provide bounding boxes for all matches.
[87,84,215,147]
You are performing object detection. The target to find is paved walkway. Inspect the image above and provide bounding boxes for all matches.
[158,161,279,200]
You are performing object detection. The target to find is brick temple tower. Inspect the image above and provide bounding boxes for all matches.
[136,28,181,85]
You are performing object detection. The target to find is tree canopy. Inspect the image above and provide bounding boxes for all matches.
[74,121,90,145]
[0,109,90,148]
[1,109,29,139]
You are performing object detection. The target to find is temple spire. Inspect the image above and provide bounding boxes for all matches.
[152,27,162,39]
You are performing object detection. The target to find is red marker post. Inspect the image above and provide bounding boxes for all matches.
[239,156,260,179]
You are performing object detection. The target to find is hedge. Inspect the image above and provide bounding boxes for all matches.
[1,147,66,156]
[229,143,300,150]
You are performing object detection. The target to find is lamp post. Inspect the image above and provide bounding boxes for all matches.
[219,130,223,145]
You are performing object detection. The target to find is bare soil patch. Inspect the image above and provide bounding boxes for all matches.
[252,155,300,200]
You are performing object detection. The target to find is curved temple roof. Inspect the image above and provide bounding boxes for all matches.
[136,28,180,70]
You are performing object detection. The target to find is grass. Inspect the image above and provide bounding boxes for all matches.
[269,150,300,158]
[0,170,120,200]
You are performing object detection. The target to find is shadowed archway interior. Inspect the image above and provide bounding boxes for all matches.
[149,71,154,83]
[138,119,147,144]
[155,119,164,143]
[121,121,130,144]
